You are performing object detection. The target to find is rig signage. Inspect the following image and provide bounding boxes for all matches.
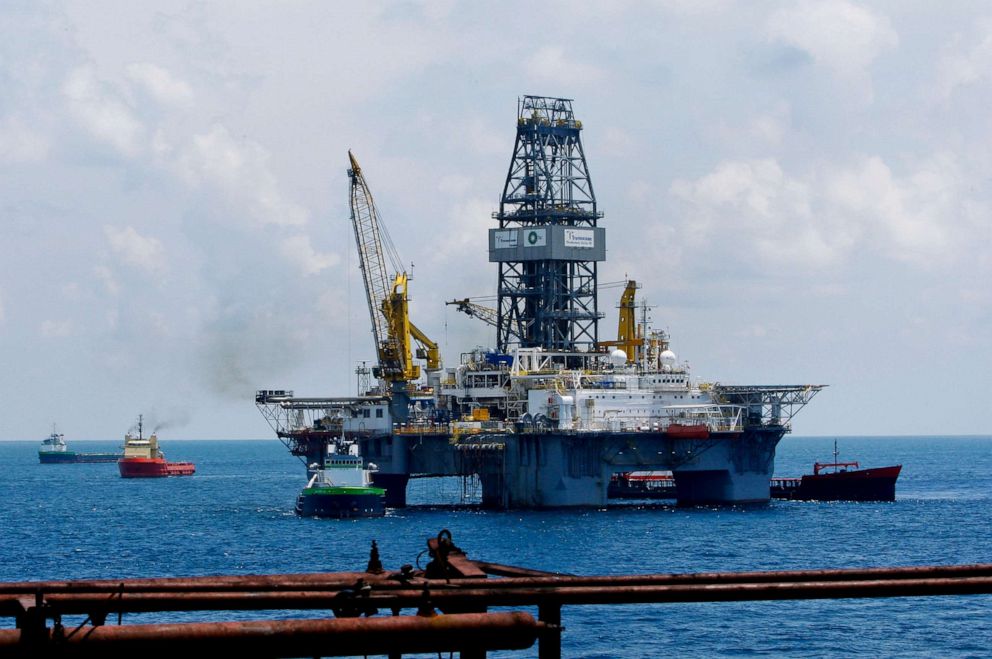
[488,226,606,262]
[493,230,518,249]
[524,229,546,247]
[564,229,594,248]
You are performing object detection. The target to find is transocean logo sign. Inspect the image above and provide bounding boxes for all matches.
[564,229,595,248]
[524,229,547,247]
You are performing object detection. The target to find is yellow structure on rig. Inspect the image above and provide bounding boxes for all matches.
[348,152,440,385]
[380,273,441,383]
[597,280,640,364]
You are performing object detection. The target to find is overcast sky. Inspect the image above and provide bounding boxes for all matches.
[1,1,990,440]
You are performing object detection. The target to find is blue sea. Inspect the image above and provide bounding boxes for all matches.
[1,436,990,657]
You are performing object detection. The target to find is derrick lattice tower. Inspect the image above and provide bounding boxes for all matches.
[491,96,605,355]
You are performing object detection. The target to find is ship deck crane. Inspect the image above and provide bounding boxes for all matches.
[348,152,439,384]
[597,280,639,363]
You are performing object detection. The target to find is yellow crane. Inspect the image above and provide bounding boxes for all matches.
[597,280,639,364]
[348,152,439,384]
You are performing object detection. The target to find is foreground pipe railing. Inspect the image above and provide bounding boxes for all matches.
[3,563,991,596]
[3,530,991,659]
[0,612,542,658]
[5,575,992,617]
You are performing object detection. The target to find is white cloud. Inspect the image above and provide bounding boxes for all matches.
[767,0,897,99]
[671,158,837,268]
[94,265,120,296]
[626,180,653,205]
[40,319,73,338]
[62,282,82,299]
[4,2,992,440]
[525,46,605,85]
[713,104,792,149]
[436,196,496,263]
[0,116,51,163]
[600,126,636,157]
[464,118,506,157]
[823,155,955,262]
[670,153,967,271]
[151,128,174,160]
[279,235,339,276]
[437,175,474,196]
[63,67,145,157]
[651,0,734,15]
[178,124,308,227]
[103,225,166,275]
[936,23,992,99]
[126,62,194,106]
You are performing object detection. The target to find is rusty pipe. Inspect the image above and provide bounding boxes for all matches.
[8,576,992,618]
[0,572,376,595]
[423,563,992,590]
[4,564,992,597]
[355,576,992,607]
[0,612,542,658]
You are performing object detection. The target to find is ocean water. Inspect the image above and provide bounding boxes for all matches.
[1,435,990,657]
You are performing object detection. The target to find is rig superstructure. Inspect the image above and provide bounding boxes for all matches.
[257,95,823,508]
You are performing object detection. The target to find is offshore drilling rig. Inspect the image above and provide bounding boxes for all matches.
[257,95,823,508]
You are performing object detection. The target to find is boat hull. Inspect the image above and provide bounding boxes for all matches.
[608,473,676,499]
[771,465,901,502]
[39,452,121,464]
[295,487,386,518]
[118,458,196,478]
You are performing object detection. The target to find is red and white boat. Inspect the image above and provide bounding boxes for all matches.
[118,415,195,478]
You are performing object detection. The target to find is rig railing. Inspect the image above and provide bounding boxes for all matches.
[3,531,991,658]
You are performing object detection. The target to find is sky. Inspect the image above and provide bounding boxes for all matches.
[1,1,990,440]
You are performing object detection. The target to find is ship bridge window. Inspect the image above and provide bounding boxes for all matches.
[363,409,370,418]
[376,408,383,418]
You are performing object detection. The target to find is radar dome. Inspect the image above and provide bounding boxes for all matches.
[609,349,627,366]
[660,349,677,368]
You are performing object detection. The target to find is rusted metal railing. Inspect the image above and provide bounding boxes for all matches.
[2,530,990,658]
[0,613,542,658]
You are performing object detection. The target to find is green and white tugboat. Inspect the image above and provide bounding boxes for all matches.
[296,450,386,518]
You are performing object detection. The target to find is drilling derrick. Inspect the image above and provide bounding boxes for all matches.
[491,96,605,356]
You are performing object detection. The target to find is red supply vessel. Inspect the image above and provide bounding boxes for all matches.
[118,415,195,478]
[770,441,900,502]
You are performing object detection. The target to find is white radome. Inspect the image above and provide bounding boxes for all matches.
[609,349,627,366]
[660,349,678,367]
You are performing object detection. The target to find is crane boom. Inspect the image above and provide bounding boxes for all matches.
[446,298,499,328]
[348,151,440,382]
[348,151,405,380]
[447,298,525,345]
[409,321,440,371]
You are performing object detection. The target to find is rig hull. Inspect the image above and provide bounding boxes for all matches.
[360,425,788,508]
